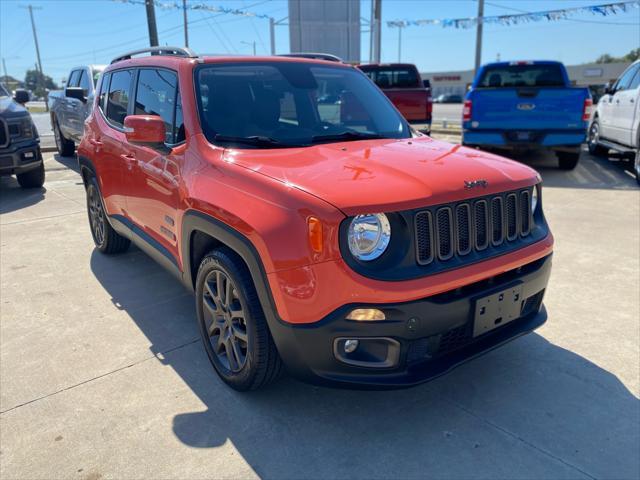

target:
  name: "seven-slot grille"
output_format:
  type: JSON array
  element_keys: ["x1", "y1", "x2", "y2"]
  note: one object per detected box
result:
[{"x1": 415, "y1": 188, "x2": 533, "y2": 265}]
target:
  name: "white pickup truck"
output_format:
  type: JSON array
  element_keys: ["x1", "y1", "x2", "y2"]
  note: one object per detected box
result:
[
  {"x1": 48, "y1": 65, "x2": 105, "y2": 156},
  {"x1": 588, "y1": 60, "x2": 640, "y2": 184}
]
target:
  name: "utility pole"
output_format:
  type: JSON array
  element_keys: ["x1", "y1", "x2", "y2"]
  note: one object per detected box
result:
[
  {"x1": 370, "y1": 0, "x2": 381, "y2": 63},
  {"x1": 2, "y1": 58, "x2": 7, "y2": 80},
  {"x1": 145, "y1": 0, "x2": 159, "y2": 47},
  {"x1": 269, "y1": 17, "x2": 275, "y2": 55},
  {"x1": 21, "y1": 5, "x2": 46, "y2": 110},
  {"x1": 182, "y1": 0, "x2": 189, "y2": 47},
  {"x1": 397, "y1": 24, "x2": 403, "y2": 62},
  {"x1": 474, "y1": 0, "x2": 484, "y2": 74},
  {"x1": 269, "y1": 16, "x2": 287, "y2": 56},
  {"x1": 241, "y1": 40, "x2": 256, "y2": 55}
]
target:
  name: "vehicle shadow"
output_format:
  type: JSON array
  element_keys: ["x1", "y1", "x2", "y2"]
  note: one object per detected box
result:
[
  {"x1": 50, "y1": 153, "x2": 81, "y2": 175},
  {"x1": 500, "y1": 149, "x2": 638, "y2": 190},
  {"x1": 0, "y1": 175, "x2": 46, "y2": 214},
  {"x1": 90, "y1": 248, "x2": 639, "y2": 479}
]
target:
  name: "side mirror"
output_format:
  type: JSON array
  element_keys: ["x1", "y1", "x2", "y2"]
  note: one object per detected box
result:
[
  {"x1": 13, "y1": 89, "x2": 29, "y2": 105},
  {"x1": 124, "y1": 115, "x2": 166, "y2": 146},
  {"x1": 65, "y1": 87, "x2": 86, "y2": 103},
  {"x1": 603, "y1": 82, "x2": 614, "y2": 95}
]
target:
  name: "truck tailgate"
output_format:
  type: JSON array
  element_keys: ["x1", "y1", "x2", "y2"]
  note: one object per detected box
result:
[
  {"x1": 470, "y1": 88, "x2": 587, "y2": 130},
  {"x1": 384, "y1": 89, "x2": 429, "y2": 122}
]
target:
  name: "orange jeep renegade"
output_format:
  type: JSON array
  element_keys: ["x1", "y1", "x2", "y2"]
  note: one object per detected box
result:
[{"x1": 78, "y1": 47, "x2": 554, "y2": 391}]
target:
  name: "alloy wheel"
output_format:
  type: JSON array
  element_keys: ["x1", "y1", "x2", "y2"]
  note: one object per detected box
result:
[
  {"x1": 54, "y1": 122, "x2": 62, "y2": 152},
  {"x1": 202, "y1": 269, "x2": 248, "y2": 372},
  {"x1": 589, "y1": 122, "x2": 599, "y2": 150},
  {"x1": 88, "y1": 187, "x2": 106, "y2": 246}
]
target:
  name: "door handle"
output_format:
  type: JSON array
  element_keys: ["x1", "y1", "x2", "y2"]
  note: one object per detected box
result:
[
  {"x1": 120, "y1": 153, "x2": 137, "y2": 169},
  {"x1": 89, "y1": 138, "x2": 103, "y2": 146}
]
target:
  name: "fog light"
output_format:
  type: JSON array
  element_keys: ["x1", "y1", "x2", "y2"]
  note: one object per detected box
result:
[
  {"x1": 344, "y1": 339, "x2": 359, "y2": 353},
  {"x1": 23, "y1": 151, "x2": 34, "y2": 159},
  {"x1": 346, "y1": 308, "x2": 385, "y2": 321}
]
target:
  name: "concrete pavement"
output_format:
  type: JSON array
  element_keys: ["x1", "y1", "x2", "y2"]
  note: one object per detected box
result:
[{"x1": 0, "y1": 147, "x2": 638, "y2": 479}]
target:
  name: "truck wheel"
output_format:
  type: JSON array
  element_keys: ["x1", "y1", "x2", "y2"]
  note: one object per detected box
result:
[
  {"x1": 16, "y1": 162, "x2": 45, "y2": 188},
  {"x1": 195, "y1": 247, "x2": 282, "y2": 391},
  {"x1": 557, "y1": 151, "x2": 580, "y2": 170},
  {"x1": 634, "y1": 148, "x2": 640, "y2": 186},
  {"x1": 86, "y1": 178, "x2": 130, "y2": 254},
  {"x1": 53, "y1": 118, "x2": 75, "y2": 157},
  {"x1": 587, "y1": 120, "x2": 607, "y2": 156}
]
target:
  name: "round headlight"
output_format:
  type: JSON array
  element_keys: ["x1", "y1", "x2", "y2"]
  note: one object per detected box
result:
[
  {"x1": 531, "y1": 186, "x2": 539, "y2": 214},
  {"x1": 348, "y1": 213, "x2": 391, "y2": 261}
]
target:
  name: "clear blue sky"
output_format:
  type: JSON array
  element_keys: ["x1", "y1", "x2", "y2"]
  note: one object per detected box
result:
[{"x1": 1, "y1": 0, "x2": 638, "y2": 85}]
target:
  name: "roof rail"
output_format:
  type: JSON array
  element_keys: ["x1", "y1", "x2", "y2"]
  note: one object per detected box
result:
[
  {"x1": 279, "y1": 53, "x2": 343, "y2": 63},
  {"x1": 111, "y1": 46, "x2": 198, "y2": 64}
]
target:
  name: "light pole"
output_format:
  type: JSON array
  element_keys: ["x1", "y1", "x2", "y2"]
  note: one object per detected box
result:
[
  {"x1": 397, "y1": 24, "x2": 404, "y2": 62},
  {"x1": 474, "y1": 0, "x2": 485, "y2": 74},
  {"x1": 241, "y1": 40, "x2": 257, "y2": 56}
]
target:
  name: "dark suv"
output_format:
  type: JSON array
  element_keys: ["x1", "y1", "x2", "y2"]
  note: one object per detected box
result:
[{"x1": 0, "y1": 84, "x2": 44, "y2": 188}]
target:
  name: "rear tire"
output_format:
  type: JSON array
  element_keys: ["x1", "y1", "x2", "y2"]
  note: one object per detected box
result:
[
  {"x1": 587, "y1": 119, "x2": 607, "y2": 156},
  {"x1": 195, "y1": 247, "x2": 282, "y2": 391},
  {"x1": 634, "y1": 148, "x2": 640, "y2": 186},
  {"x1": 53, "y1": 117, "x2": 75, "y2": 157},
  {"x1": 16, "y1": 162, "x2": 45, "y2": 188},
  {"x1": 86, "y1": 177, "x2": 130, "y2": 254},
  {"x1": 557, "y1": 151, "x2": 580, "y2": 170}
]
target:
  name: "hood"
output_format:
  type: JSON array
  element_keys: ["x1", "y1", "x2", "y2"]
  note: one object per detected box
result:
[
  {"x1": 223, "y1": 136, "x2": 540, "y2": 215},
  {"x1": 0, "y1": 96, "x2": 29, "y2": 118}
]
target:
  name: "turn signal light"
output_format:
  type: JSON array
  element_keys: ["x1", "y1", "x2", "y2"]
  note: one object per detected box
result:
[
  {"x1": 307, "y1": 217, "x2": 323, "y2": 254},
  {"x1": 346, "y1": 308, "x2": 386, "y2": 321}
]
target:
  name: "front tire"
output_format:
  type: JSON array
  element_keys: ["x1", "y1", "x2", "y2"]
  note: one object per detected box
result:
[
  {"x1": 86, "y1": 178, "x2": 130, "y2": 254},
  {"x1": 634, "y1": 148, "x2": 640, "y2": 186},
  {"x1": 16, "y1": 162, "x2": 45, "y2": 188},
  {"x1": 557, "y1": 151, "x2": 580, "y2": 170},
  {"x1": 195, "y1": 247, "x2": 282, "y2": 391}
]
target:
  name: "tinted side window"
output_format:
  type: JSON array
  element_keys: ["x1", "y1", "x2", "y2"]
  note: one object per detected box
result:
[
  {"x1": 106, "y1": 70, "x2": 132, "y2": 127},
  {"x1": 134, "y1": 69, "x2": 177, "y2": 143},
  {"x1": 67, "y1": 70, "x2": 81, "y2": 87},
  {"x1": 78, "y1": 70, "x2": 92, "y2": 96},
  {"x1": 98, "y1": 73, "x2": 111, "y2": 112},
  {"x1": 616, "y1": 65, "x2": 640, "y2": 91},
  {"x1": 629, "y1": 69, "x2": 640, "y2": 90}
]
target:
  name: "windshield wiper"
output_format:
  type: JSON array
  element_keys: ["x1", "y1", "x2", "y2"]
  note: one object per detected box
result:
[
  {"x1": 214, "y1": 134, "x2": 291, "y2": 147},
  {"x1": 311, "y1": 131, "x2": 386, "y2": 144}
]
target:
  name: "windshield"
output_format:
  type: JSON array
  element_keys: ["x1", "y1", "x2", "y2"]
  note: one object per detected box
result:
[
  {"x1": 195, "y1": 62, "x2": 410, "y2": 148},
  {"x1": 0, "y1": 83, "x2": 9, "y2": 97},
  {"x1": 477, "y1": 64, "x2": 565, "y2": 88},
  {"x1": 359, "y1": 66, "x2": 421, "y2": 88}
]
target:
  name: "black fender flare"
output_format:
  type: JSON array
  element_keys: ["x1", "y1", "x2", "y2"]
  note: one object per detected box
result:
[{"x1": 181, "y1": 209, "x2": 280, "y2": 321}]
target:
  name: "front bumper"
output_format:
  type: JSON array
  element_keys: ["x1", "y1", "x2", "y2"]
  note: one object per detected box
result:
[
  {"x1": 270, "y1": 254, "x2": 552, "y2": 388},
  {"x1": 462, "y1": 129, "x2": 585, "y2": 149},
  {"x1": 0, "y1": 140, "x2": 42, "y2": 175}
]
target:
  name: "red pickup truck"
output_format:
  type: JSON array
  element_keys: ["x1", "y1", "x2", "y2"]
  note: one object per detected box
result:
[{"x1": 359, "y1": 63, "x2": 432, "y2": 133}]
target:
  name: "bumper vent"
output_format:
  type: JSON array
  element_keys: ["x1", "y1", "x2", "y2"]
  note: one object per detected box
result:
[{"x1": 415, "y1": 188, "x2": 534, "y2": 266}]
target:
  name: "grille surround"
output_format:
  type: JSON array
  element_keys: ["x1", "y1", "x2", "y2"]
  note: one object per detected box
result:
[
  {"x1": 415, "y1": 188, "x2": 535, "y2": 267},
  {"x1": 0, "y1": 119, "x2": 8, "y2": 148}
]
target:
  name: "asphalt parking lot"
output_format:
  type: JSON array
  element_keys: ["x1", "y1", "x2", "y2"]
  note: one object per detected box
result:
[{"x1": 1, "y1": 146, "x2": 638, "y2": 479}]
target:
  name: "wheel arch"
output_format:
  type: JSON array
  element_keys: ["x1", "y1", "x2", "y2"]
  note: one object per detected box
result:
[{"x1": 181, "y1": 210, "x2": 280, "y2": 325}]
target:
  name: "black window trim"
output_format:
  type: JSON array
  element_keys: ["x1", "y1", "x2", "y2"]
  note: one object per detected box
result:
[{"x1": 100, "y1": 67, "x2": 135, "y2": 133}]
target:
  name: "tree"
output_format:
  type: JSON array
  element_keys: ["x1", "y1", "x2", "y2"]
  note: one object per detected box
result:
[
  {"x1": 594, "y1": 48, "x2": 639, "y2": 64},
  {"x1": 24, "y1": 69, "x2": 58, "y2": 97}
]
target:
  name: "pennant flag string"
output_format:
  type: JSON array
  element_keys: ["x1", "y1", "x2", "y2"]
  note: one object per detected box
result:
[
  {"x1": 387, "y1": 1, "x2": 639, "y2": 29},
  {"x1": 113, "y1": 0, "x2": 272, "y2": 20}
]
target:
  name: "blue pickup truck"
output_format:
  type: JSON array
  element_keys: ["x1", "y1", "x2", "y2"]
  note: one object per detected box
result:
[{"x1": 462, "y1": 61, "x2": 592, "y2": 170}]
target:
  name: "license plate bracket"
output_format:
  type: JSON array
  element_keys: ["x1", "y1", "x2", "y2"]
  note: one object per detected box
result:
[{"x1": 473, "y1": 285, "x2": 524, "y2": 337}]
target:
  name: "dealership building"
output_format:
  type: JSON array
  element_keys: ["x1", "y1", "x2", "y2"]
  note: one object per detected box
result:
[{"x1": 422, "y1": 62, "x2": 631, "y2": 98}]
